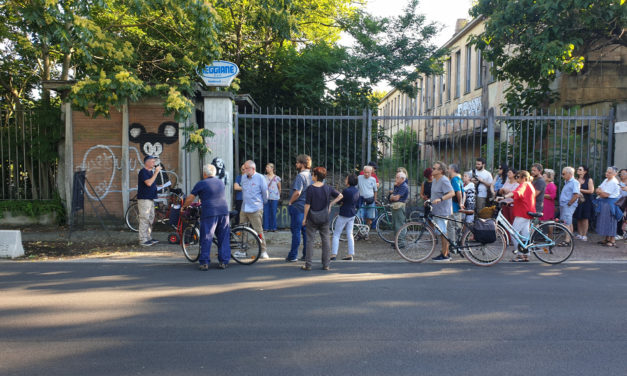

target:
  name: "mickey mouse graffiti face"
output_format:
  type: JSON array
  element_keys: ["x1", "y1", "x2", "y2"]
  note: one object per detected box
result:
[{"x1": 129, "y1": 122, "x2": 178, "y2": 162}]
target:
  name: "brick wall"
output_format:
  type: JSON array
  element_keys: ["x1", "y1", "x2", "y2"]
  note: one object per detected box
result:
[{"x1": 73, "y1": 102, "x2": 179, "y2": 218}]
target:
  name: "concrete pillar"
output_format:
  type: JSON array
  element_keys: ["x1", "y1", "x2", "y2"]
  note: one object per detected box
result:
[
  {"x1": 614, "y1": 102, "x2": 627, "y2": 166},
  {"x1": 121, "y1": 101, "x2": 130, "y2": 214},
  {"x1": 202, "y1": 91, "x2": 235, "y2": 209},
  {"x1": 63, "y1": 102, "x2": 73, "y2": 223}
]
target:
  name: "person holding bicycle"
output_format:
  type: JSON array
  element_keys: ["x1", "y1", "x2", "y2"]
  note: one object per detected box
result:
[
  {"x1": 430, "y1": 161, "x2": 455, "y2": 262},
  {"x1": 357, "y1": 165, "x2": 378, "y2": 229},
  {"x1": 181, "y1": 164, "x2": 231, "y2": 271},
  {"x1": 498, "y1": 170, "x2": 536, "y2": 262}
]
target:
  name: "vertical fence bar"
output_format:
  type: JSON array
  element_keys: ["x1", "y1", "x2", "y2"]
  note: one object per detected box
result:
[
  {"x1": 487, "y1": 108, "x2": 495, "y2": 170},
  {"x1": 607, "y1": 108, "x2": 614, "y2": 167}
]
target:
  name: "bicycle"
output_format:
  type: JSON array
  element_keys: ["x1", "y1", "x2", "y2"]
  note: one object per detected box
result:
[
  {"x1": 180, "y1": 209, "x2": 262, "y2": 265},
  {"x1": 125, "y1": 189, "x2": 183, "y2": 232},
  {"x1": 394, "y1": 201, "x2": 508, "y2": 266},
  {"x1": 494, "y1": 201, "x2": 575, "y2": 264}
]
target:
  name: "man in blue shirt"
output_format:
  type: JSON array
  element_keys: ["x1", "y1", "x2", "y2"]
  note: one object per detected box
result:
[
  {"x1": 448, "y1": 164, "x2": 465, "y2": 243},
  {"x1": 137, "y1": 155, "x2": 162, "y2": 246},
  {"x1": 182, "y1": 164, "x2": 231, "y2": 270},
  {"x1": 559, "y1": 166, "x2": 580, "y2": 233},
  {"x1": 390, "y1": 171, "x2": 409, "y2": 248},
  {"x1": 233, "y1": 164, "x2": 245, "y2": 225},
  {"x1": 240, "y1": 160, "x2": 269, "y2": 258},
  {"x1": 286, "y1": 154, "x2": 313, "y2": 262}
]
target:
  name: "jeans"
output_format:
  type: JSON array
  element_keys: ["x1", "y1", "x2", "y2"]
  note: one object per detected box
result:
[
  {"x1": 263, "y1": 200, "x2": 279, "y2": 231},
  {"x1": 199, "y1": 215, "x2": 231, "y2": 265},
  {"x1": 287, "y1": 205, "x2": 306, "y2": 260},
  {"x1": 332, "y1": 215, "x2": 355, "y2": 255}
]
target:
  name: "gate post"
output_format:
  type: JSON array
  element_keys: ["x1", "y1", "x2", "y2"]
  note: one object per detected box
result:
[
  {"x1": 613, "y1": 104, "x2": 626, "y2": 167},
  {"x1": 367, "y1": 109, "x2": 373, "y2": 163},
  {"x1": 487, "y1": 107, "x2": 495, "y2": 170},
  {"x1": 202, "y1": 91, "x2": 235, "y2": 209}
]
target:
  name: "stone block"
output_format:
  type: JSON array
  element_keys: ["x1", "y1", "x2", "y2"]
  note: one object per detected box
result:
[{"x1": 0, "y1": 230, "x2": 25, "y2": 259}]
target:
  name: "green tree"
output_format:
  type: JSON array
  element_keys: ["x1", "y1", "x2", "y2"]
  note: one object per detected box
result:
[
  {"x1": 1, "y1": 0, "x2": 221, "y2": 119},
  {"x1": 470, "y1": 0, "x2": 627, "y2": 110}
]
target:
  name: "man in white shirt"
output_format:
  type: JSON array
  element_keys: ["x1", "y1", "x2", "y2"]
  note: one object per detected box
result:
[{"x1": 472, "y1": 157, "x2": 493, "y2": 213}]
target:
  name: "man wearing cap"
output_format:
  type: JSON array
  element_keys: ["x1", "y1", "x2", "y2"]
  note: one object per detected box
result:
[{"x1": 137, "y1": 155, "x2": 162, "y2": 246}]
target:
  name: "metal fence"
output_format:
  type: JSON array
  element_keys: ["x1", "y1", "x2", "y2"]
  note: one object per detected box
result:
[
  {"x1": 0, "y1": 107, "x2": 60, "y2": 200},
  {"x1": 237, "y1": 107, "x2": 614, "y2": 207},
  {"x1": 236, "y1": 108, "x2": 370, "y2": 196}
]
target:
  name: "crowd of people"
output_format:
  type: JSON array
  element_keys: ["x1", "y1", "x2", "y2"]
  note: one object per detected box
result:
[{"x1": 136, "y1": 151, "x2": 627, "y2": 270}]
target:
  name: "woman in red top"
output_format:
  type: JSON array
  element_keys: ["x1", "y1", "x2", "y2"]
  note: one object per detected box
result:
[{"x1": 501, "y1": 170, "x2": 536, "y2": 261}]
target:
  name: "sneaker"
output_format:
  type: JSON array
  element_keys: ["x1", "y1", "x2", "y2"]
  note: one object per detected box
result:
[
  {"x1": 140, "y1": 240, "x2": 153, "y2": 247},
  {"x1": 580, "y1": 235, "x2": 588, "y2": 241},
  {"x1": 342, "y1": 256, "x2": 353, "y2": 261},
  {"x1": 233, "y1": 251, "x2": 247, "y2": 258},
  {"x1": 150, "y1": 239, "x2": 159, "y2": 245},
  {"x1": 322, "y1": 265, "x2": 330, "y2": 271},
  {"x1": 299, "y1": 256, "x2": 306, "y2": 261},
  {"x1": 260, "y1": 251, "x2": 269, "y2": 259},
  {"x1": 432, "y1": 254, "x2": 451, "y2": 262},
  {"x1": 615, "y1": 235, "x2": 623, "y2": 240},
  {"x1": 301, "y1": 265, "x2": 311, "y2": 271},
  {"x1": 330, "y1": 256, "x2": 337, "y2": 261},
  {"x1": 217, "y1": 263, "x2": 227, "y2": 270},
  {"x1": 198, "y1": 264, "x2": 209, "y2": 271},
  {"x1": 574, "y1": 234, "x2": 583, "y2": 240},
  {"x1": 285, "y1": 257, "x2": 298, "y2": 262}
]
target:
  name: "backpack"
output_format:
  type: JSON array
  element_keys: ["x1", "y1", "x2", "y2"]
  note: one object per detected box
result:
[{"x1": 472, "y1": 218, "x2": 497, "y2": 244}]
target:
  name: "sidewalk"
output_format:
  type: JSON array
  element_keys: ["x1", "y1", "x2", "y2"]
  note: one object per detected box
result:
[{"x1": 12, "y1": 225, "x2": 627, "y2": 262}]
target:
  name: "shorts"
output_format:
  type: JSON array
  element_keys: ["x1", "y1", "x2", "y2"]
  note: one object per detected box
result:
[
  {"x1": 431, "y1": 217, "x2": 448, "y2": 236},
  {"x1": 560, "y1": 204, "x2": 576, "y2": 225},
  {"x1": 359, "y1": 199, "x2": 376, "y2": 219}
]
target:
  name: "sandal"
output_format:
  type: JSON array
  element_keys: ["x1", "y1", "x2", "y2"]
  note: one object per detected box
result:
[
  {"x1": 605, "y1": 242, "x2": 616, "y2": 247},
  {"x1": 557, "y1": 241, "x2": 571, "y2": 247},
  {"x1": 510, "y1": 255, "x2": 529, "y2": 262},
  {"x1": 597, "y1": 240, "x2": 608, "y2": 245}
]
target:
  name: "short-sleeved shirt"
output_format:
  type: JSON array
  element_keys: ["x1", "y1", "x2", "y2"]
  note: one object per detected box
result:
[
  {"x1": 137, "y1": 168, "x2": 157, "y2": 200},
  {"x1": 291, "y1": 170, "x2": 313, "y2": 212},
  {"x1": 305, "y1": 184, "x2": 340, "y2": 212},
  {"x1": 241, "y1": 172, "x2": 268, "y2": 213},
  {"x1": 475, "y1": 169, "x2": 493, "y2": 198},
  {"x1": 357, "y1": 175, "x2": 377, "y2": 198},
  {"x1": 265, "y1": 175, "x2": 282, "y2": 200},
  {"x1": 392, "y1": 181, "x2": 409, "y2": 203},
  {"x1": 532, "y1": 176, "x2": 547, "y2": 213},
  {"x1": 560, "y1": 177, "x2": 580, "y2": 207},
  {"x1": 191, "y1": 177, "x2": 229, "y2": 218},
  {"x1": 512, "y1": 182, "x2": 536, "y2": 219},
  {"x1": 464, "y1": 182, "x2": 476, "y2": 211},
  {"x1": 234, "y1": 174, "x2": 243, "y2": 201},
  {"x1": 339, "y1": 186, "x2": 360, "y2": 217},
  {"x1": 451, "y1": 175, "x2": 464, "y2": 213},
  {"x1": 598, "y1": 178, "x2": 621, "y2": 199},
  {"x1": 431, "y1": 175, "x2": 453, "y2": 217}
]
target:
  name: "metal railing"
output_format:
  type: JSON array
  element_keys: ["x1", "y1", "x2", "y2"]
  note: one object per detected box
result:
[{"x1": 0, "y1": 107, "x2": 60, "y2": 200}]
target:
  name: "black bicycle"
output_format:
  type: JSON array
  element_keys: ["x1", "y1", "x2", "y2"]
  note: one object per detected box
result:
[
  {"x1": 394, "y1": 201, "x2": 508, "y2": 266},
  {"x1": 180, "y1": 209, "x2": 262, "y2": 265}
]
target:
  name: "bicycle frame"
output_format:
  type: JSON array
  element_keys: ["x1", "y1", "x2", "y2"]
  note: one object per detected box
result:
[
  {"x1": 495, "y1": 211, "x2": 555, "y2": 251},
  {"x1": 424, "y1": 212, "x2": 468, "y2": 250}
]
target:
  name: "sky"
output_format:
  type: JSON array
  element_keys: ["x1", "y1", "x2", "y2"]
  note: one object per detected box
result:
[{"x1": 351, "y1": 0, "x2": 474, "y2": 92}]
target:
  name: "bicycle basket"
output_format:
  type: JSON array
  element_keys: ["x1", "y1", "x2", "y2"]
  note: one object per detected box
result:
[
  {"x1": 182, "y1": 203, "x2": 201, "y2": 221},
  {"x1": 472, "y1": 218, "x2": 497, "y2": 244}
]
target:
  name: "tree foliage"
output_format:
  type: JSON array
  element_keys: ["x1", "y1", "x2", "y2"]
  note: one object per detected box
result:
[
  {"x1": 470, "y1": 0, "x2": 627, "y2": 110},
  {"x1": 1, "y1": 0, "x2": 221, "y2": 119}
]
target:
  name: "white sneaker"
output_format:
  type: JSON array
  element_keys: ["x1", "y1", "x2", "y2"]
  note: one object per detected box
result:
[
  {"x1": 260, "y1": 251, "x2": 270, "y2": 259},
  {"x1": 233, "y1": 251, "x2": 247, "y2": 258},
  {"x1": 580, "y1": 235, "x2": 587, "y2": 241},
  {"x1": 574, "y1": 234, "x2": 583, "y2": 240},
  {"x1": 615, "y1": 235, "x2": 623, "y2": 240}
]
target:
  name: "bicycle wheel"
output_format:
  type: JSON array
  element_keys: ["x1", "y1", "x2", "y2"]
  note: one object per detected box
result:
[
  {"x1": 181, "y1": 224, "x2": 200, "y2": 262},
  {"x1": 375, "y1": 211, "x2": 395, "y2": 244},
  {"x1": 331, "y1": 214, "x2": 362, "y2": 241},
  {"x1": 461, "y1": 226, "x2": 507, "y2": 266},
  {"x1": 531, "y1": 222, "x2": 574, "y2": 264},
  {"x1": 230, "y1": 226, "x2": 262, "y2": 265},
  {"x1": 394, "y1": 221, "x2": 436, "y2": 262},
  {"x1": 125, "y1": 202, "x2": 140, "y2": 232}
]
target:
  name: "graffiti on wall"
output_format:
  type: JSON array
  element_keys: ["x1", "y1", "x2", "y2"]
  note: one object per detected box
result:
[
  {"x1": 79, "y1": 145, "x2": 179, "y2": 200},
  {"x1": 456, "y1": 97, "x2": 482, "y2": 116}
]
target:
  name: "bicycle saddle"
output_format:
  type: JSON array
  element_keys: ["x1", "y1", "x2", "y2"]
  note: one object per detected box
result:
[{"x1": 527, "y1": 211, "x2": 543, "y2": 218}]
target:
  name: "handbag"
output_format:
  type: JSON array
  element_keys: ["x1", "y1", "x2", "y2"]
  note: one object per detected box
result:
[
  {"x1": 578, "y1": 194, "x2": 585, "y2": 204},
  {"x1": 616, "y1": 196, "x2": 627, "y2": 211},
  {"x1": 308, "y1": 207, "x2": 329, "y2": 225},
  {"x1": 472, "y1": 218, "x2": 497, "y2": 244},
  {"x1": 362, "y1": 196, "x2": 375, "y2": 205}
]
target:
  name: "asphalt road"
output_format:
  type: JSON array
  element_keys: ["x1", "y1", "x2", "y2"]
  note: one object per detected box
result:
[{"x1": 1, "y1": 260, "x2": 626, "y2": 376}]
